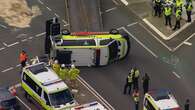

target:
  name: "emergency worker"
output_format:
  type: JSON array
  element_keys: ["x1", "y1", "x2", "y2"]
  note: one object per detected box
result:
[
  {"x1": 132, "y1": 89, "x2": 139, "y2": 110},
  {"x1": 164, "y1": 5, "x2": 172, "y2": 28},
  {"x1": 123, "y1": 72, "x2": 133, "y2": 95},
  {"x1": 19, "y1": 50, "x2": 28, "y2": 68},
  {"x1": 185, "y1": 0, "x2": 193, "y2": 22},
  {"x1": 184, "y1": 99, "x2": 190, "y2": 110},
  {"x1": 133, "y1": 67, "x2": 140, "y2": 90},
  {"x1": 154, "y1": 0, "x2": 162, "y2": 17},
  {"x1": 52, "y1": 60, "x2": 60, "y2": 75},
  {"x1": 173, "y1": 8, "x2": 182, "y2": 30},
  {"x1": 59, "y1": 64, "x2": 69, "y2": 80},
  {"x1": 142, "y1": 73, "x2": 150, "y2": 94},
  {"x1": 69, "y1": 64, "x2": 80, "y2": 80},
  {"x1": 175, "y1": 0, "x2": 183, "y2": 10}
]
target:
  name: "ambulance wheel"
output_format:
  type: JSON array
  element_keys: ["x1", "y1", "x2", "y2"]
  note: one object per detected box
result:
[
  {"x1": 25, "y1": 91, "x2": 32, "y2": 103},
  {"x1": 61, "y1": 29, "x2": 70, "y2": 35},
  {"x1": 109, "y1": 29, "x2": 119, "y2": 35}
]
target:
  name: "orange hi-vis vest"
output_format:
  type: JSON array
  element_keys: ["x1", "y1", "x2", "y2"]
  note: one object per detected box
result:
[{"x1": 20, "y1": 53, "x2": 27, "y2": 62}]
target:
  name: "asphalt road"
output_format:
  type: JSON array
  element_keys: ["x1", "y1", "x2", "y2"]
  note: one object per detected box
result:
[{"x1": 0, "y1": 0, "x2": 195, "y2": 110}]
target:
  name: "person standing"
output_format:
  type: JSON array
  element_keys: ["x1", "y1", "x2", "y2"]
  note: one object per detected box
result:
[
  {"x1": 185, "y1": 0, "x2": 193, "y2": 22},
  {"x1": 59, "y1": 64, "x2": 69, "y2": 80},
  {"x1": 132, "y1": 89, "x2": 139, "y2": 110},
  {"x1": 176, "y1": 0, "x2": 183, "y2": 10},
  {"x1": 173, "y1": 8, "x2": 182, "y2": 30},
  {"x1": 184, "y1": 99, "x2": 190, "y2": 110},
  {"x1": 164, "y1": 5, "x2": 172, "y2": 28},
  {"x1": 123, "y1": 72, "x2": 133, "y2": 95},
  {"x1": 19, "y1": 50, "x2": 28, "y2": 68},
  {"x1": 133, "y1": 68, "x2": 140, "y2": 90},
  {"x1": 142, "y1": 73, "x2": 150, "y2": 94},
  {"x1": 154, "y1": 0, "x2": 162, "y2": 17},
  {"x1": 52, "y1": 60, "x2": 60, "y2": 75}
]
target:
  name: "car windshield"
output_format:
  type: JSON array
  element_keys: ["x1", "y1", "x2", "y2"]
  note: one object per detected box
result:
[
  {"x1": 28, "y1": 63, "x2": 48, "y2": 74},
  {"x1": 1, "y1": 98, "x2": 17, "y2": 107},
  {"x1": 49, "y1": 89, "x2": 73, "y2": 106}
]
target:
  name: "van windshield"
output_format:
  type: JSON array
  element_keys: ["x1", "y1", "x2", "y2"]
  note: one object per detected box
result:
[{"x1": 49, "y1": 89, "x2": 73, "y2": 106}]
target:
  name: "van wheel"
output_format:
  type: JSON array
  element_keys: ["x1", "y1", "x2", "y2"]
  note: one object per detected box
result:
[
  {"x1": 61, "y1": 29, "x2": 70, "y2": 35},
  {"x1": 25, "y1": 92, "x2": 32, "y2": 103},
  {"x1": 109, "y1": 29, "x2": 119, "y2": 35}
]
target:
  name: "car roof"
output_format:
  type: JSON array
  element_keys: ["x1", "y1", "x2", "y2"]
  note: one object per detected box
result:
[
  {"x1": 25, "y1": 63, "x2": 68, "y2": 93},
  {"x1": 0, "y1": 87, "x2": 14, "y2": 101},
  {"x1": 148, "y1": 89, "x2": 180, "y2": 109}
]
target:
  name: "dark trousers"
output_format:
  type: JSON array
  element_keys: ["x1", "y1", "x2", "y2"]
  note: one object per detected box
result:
[
  {"x1": 165, "y1": 15, "x2": 172, "y2": 27},
  {"x1": 21, "y1": 60, "x2": 26, "y2": 68},
  {"x1": 135, "y1": 102, "x2": 139, "y2": 110},
  {"x1": 173, "y1": 19, "x2": 180, "y2": 30},
  {"x1": 143, "y1": 84, "x2": 149, "y2": 94},
  {"x1": 155, "y1": 5, "x2": 161, "y2": 17},
  {"x1": 133, "y1": 78, "x2": 139, "y2": 90},
  {"x1": 123, "y1": 82, "x2": 132, "y2": 94},
  {"x1": 187, "y1": 11, "x2": 192, "y2": 22}
]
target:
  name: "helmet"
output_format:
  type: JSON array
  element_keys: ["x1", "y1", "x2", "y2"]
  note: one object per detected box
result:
[
  {"x1": 71, "y1": 64, "x2": 75, "y2": 68},
  {"x1": 54, "y1": 60, "x2": 58, "y2": 64},
  {"x1": 61, "y1": 64, "x2": 65, "y2": 68}
]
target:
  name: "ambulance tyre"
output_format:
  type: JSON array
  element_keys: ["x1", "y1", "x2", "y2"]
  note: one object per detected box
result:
[
  {"x1": 61, "y1": 29, "x2": 70, "y2": 35},
  {"x1": 109, "y1": 29, "x2": 119, "y2": 35},
  {"x1": 25, "y1": 91, "x2": 32, "y2": 103}
]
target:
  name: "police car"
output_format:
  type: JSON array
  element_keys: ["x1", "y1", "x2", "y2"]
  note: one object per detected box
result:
[
  {"x1": 143, "y1": 89, "x2": 181, "y2": 110},
  {"x1": 71, "y1": 101, "x2": 107, "y2": 110},
  {"x1": 45, "y1": 29, "x2": 130, "y2": 66},
  {"x1": 21, "y1": 62, "x2": 76, "y2": 110}
]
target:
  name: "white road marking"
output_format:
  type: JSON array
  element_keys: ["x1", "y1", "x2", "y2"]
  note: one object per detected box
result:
[
  {"x1": 121, "y1": 0, "x2": 128, "y2": 5},
  {"x1": 62, "y1": 20, "x2": 67, "y2": 24},
  {"x1": 0, "y1": 47, "x2": 5, "y2": 51},
  {"x1": 16, "y1": 33, "x2": 27, "y2": 38},
  {"x1": 127, "y1": 22, "x2": 138, "y2": 27},
  {"x1": 183, "y1": 41, "x2": 192, "y2": 46},
  {"x1": 172, "y1": 71, "x2": 181, "y2": 79},
  {"x1": 16, "y1": 64, "x2": 21, "y2": 67},
  {"x1": 16, "y1": 96, "x2": 31, "y2": 110},
  {"x1": 21, "y1": 39, "x2": 28, "y2": 42},
  {"x1": 7, "y1": 42, "x2": 19, "y2": 47},
  {"x1": 77, "y1": 76, "x2": 115, "y2": 110},
  {"x1": 64, "y1": 24, "x2": 70, "y2": 27},
  {"x1": 3, "y1": 42, "x2": 8, "y2": 47},
  {"x1": 112, "y1": 0, "x2": 119, "y2": 5},
  {"x1": 28, "y1": 37, "x2": 33, "y2": 40},
  {"x1": 1, "y1": 67, "x2": 14, "y2": 73},
  {"x1": 0, "y1": 24, "x2": 7, "y2": 29},
  {"x1": 119, "y1": 27, "x2": 158, "y2": 58},
  {"x1": 105, "y1": 7, "x2": 117, "y2": 13},
  {"x1": 173, "y1": 33, "x2": 195, "y2": 51},
  {"x1": 139, "y1": 23, "x2": 173, "y2": 51},
  {"x1": 38, "y1": 0, "x2": 44, "y2": 5},
  {"x1": 35, "y1": 32, "x2": 46, "y2": 37},
  {"x1": 46, "y1": 6, "x2": 52, "y2": 11},
  {"x1": 54, "y1": 13, "x2": 60, "y2": 18}
]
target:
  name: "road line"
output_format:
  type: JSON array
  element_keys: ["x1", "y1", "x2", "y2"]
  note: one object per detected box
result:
[
  {"x1": 127, "y1": 22, "x2": 138, "y2": 27},
  {"x1": 183, "y1": 41, "x2": 192, "y2": 46},
  {"x1": 16, "y1": 96, "x2": 31, "y2": 110},
  {"x1": 112, "y1": 0, "x2": 119, "y2": 5},
  {"x1": 54, "y1": 13, "x2": 60, "y2": 18},
  {"x1": 7, "y1": 42, "x2": 19, "y2": 47},
  {"x1": 46, "y1": 6, "x2": 52, "y2": 11},
  {"x1": 3, "y1": 42, "x2": 8, "y2": 47},
  {"x1": 62, "y1": 20, "x2": 67, "y2": 24},
  {"x1": 0, "y1": 47, "x2": 5, "y2": 51},
  {"x1": 173, "y1": 33, "x2": 195, "y2": 51},
  {"x1": 16, "y1": 64, "x2": 21, "y2": 67},
  {"x1": 121, "y1": 0, "x2": 128, "y2": 5},
  {"x1": 121, "y1": 27, "x2": 158, "y2": 58},
  {"x1": 28, "y1": 37, "x2": 33, "y2": 40},
  {"x1": 0, "y1": 24, "x2": 7, "y2": 29},
  {"x1": 77, "y1": 76, "x2": 115, "y2": 110},
  {"x1": 21, "y1": 39, "x2": 28, "y2": 42},
  {"x1": 1, "y1": 67, "x2": 14, "y2": 73},
  {"x1": 139, "y1": 23, "x2": 173, "y2": 51},
  {"x1": 16, "y1": 33, "x2": 27, "y2": 38},
  {"x1": 38, "y1": 0, "x2": 44, "y2": 4},
  {"x1": 35, "y1": 32, "x2": 46, "y2": 37},
  {"x1": 105, "y1": 7, "x2": 117, "y2": 13},
  {"x1": 64, "y1": 24, "x2": 70, "y2": 27},
  {"x1": 172, "y1": 71, "x2": 181, "y2": 79}
]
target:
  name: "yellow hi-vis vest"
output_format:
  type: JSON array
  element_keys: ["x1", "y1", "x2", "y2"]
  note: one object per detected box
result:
[
  {"x1": 176, "y1": 9, "x2": 182, "y2": 20},
  {"x1": 186, "y1": 3, "x2": 193, "y2": 11},
  {"x1": 59, "y1": 68, "x2": 69, "y2": 80},
  {"x1": 176, "y1": 0, "x2": 183, "y2": 8},
  {"x1": 134, "y1": 70, "x2": 140, "y2": 78},
  {"x1": 128, "y1": 74, "x2": 133, "y2": 83},
  {"x1": 69, "y1": 68, "x2": 80, "y2": 80},
  {"x1": 52, "y1": 63, "x2": 60, "y2": 74},
  {"x1": 133, "y1": 92, "x2": 139, "y2": 102},
  {"x1": 164, "y1": 7, "x2": 172, "y2": 16}
]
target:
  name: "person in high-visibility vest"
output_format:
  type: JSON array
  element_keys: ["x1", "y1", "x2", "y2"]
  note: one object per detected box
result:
[
  {"x1": 52, "y1": 60, "x2": 60, "y2": 75},
  {"x1": 133, "y1": 67, "x2": 140, "y2": 90},
  {"x1": 69, "y1": 64, "x2": 80, "y2": 80},
  {"x1": 59, "y1": 64, "x2": 69, "y2": 80},
  {"x1": 132, "y1": 89, "x2": 139, "y2": 110},
  {"x1": 164, "y1": 6, "x2": 172, "y2": 28},
  {"x1": 185, "y1": 0, "x2": 193, "y2": 22},
  {"x1": 173, "y1": 8, "x2": 182, "y2": 30},
  {"x1": 175, "y1": 0, "x2": 183, "y2": 10},
  {"x1": 154, "y1": 0, "x2": 162, "y2": 17},
  {"x1": 123, "y1": 71, "x2": 133, "y2": 95},
  {"x1": 19, "y1": 50, "x2": 28, "y2": 68}
]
